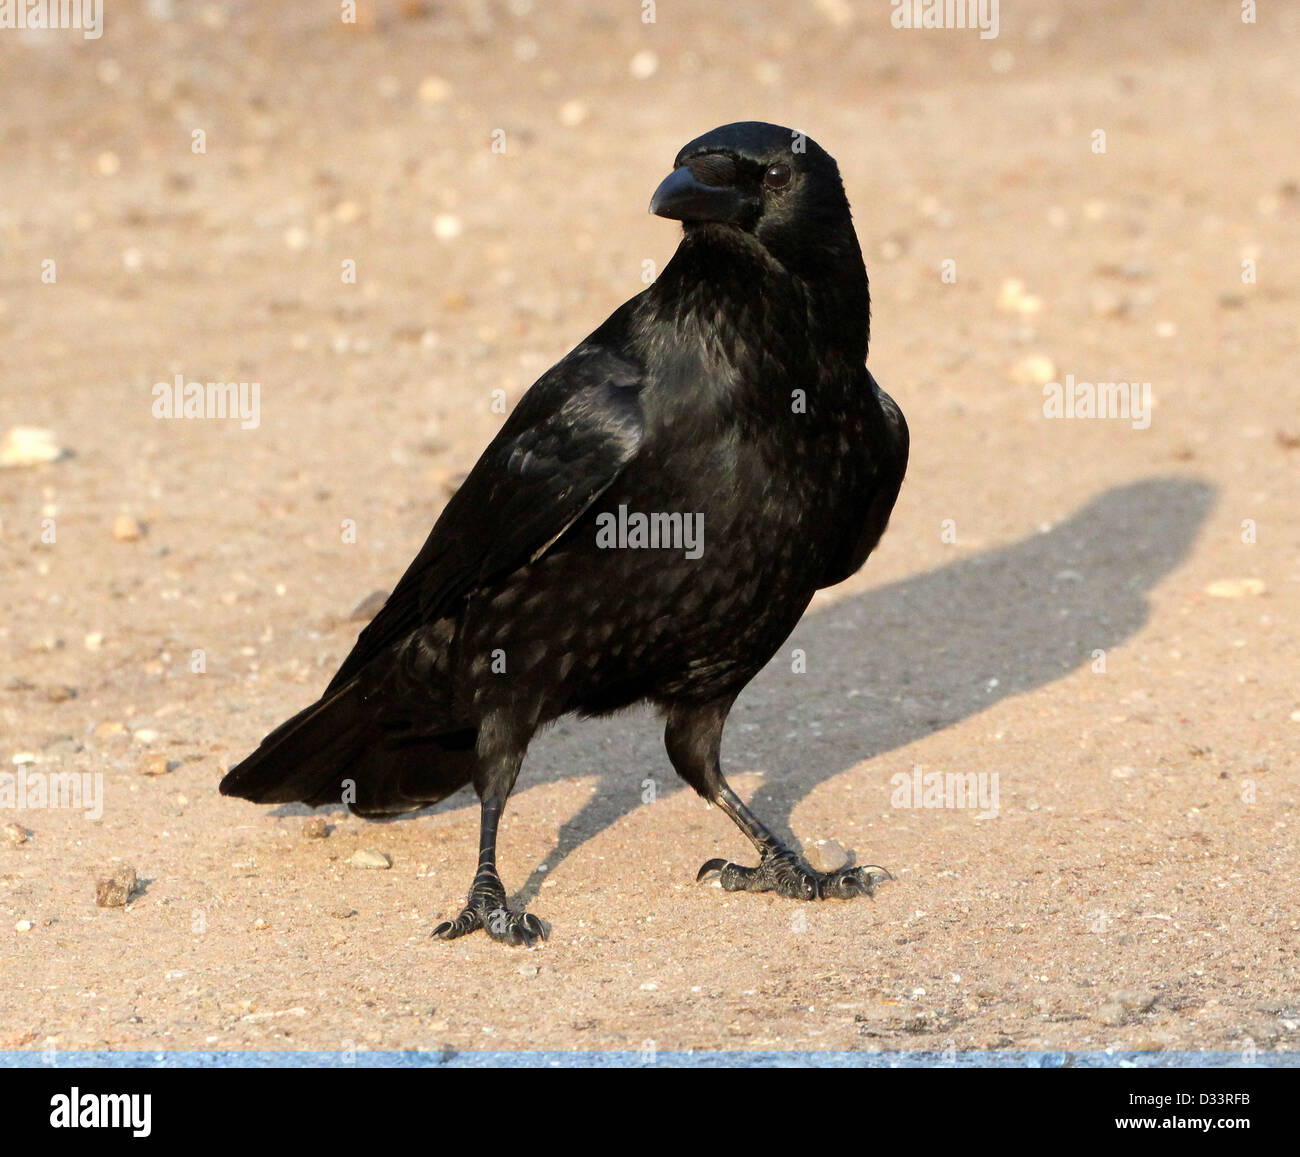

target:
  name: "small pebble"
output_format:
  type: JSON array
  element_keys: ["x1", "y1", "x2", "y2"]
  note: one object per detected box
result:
[
  {"x1": 418, "y1": 75, "x2": 453, "y2": 103},
  {"x1": 435, "y1": 468, "x2": 468, "y2": 498},
  {"x1": 0, "y1": 426, "x2": 67, "y2": 468},
  {"x1": 350, "y1": 848, "x2": 392, "y2": 870},
  {"x1": 140, "y1": 754, "x2": 180, "y2": 777},
  {"x1": 1205, "y1": 579, "x2": 1265, "y2": 598},
  {"x1": 807, "y1": 838, "x2": 851, "y2": 873},
  {"x1": 629, "y1": 50, "x2": 658, "y2": 79},
  {"x1": 1097, "y1": 1002, "x2": 1126, "y2": 1026},
  {"x1": 349, "y1": 590, "x2": 389, "y2": 622},
  {"x1": 433, "y1": 214, "x2": 463, "y2": 241},
  {"x1": 997, "y1": 278, "x2": 1041, "y2": 316},
  {"x1": 1114, "y1": 990, "x2": 1157, "y2": 1012},
  {"x1": 558, "y1": 100, "x2": 588, "y2": 127},
  {"x1": 15, "y1": 920, "x2": 34, "y2": 932},
  {"x1": 112, "y1": 514, "x2": 145, "y2": 542},
  {"x1": 876, "y1": 235, "x2": 907, "y2": 261},
  {"x1": 1090, "y1": 291, "x2": 1128, "y2": 319},
  {"x1": 815, "y1": 0, "x2": 854, "y2": 26},
  {"x1": 303, "y1": 816, "x2": 329, "y2": 839},
  {"x1": 4, "y1": 823, "x2": 28, "y2": 846},
  {"x1": 95, "y1": 866, "x2": 138, "y2": 908},
  {"x1": 1010, "y1": 354, "x2": 1057, "y2": 387}
]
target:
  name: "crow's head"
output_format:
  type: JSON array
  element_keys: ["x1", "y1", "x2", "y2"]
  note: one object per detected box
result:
[
  {"x1": 650, "y1": 122, "x2": 868, "y2": 356},
  {"x1": 650, "y1": 121, "x2": 858, "y2": 273}
]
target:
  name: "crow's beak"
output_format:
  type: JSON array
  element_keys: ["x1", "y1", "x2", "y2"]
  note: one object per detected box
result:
[{"x1": 649, "y1": 165, "x2": 747, "y2": 224}]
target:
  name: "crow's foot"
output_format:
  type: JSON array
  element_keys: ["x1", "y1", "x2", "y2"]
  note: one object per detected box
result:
[
  {"x1": 696, "y1": 848, "x2": 890, "y2": 900},
  {"x1": 432, "y1": 889, "x2": 547, "y2": 947}
]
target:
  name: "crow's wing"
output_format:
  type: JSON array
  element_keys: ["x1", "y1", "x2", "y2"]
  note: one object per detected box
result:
[
  {"x1": 818, "y1": 373, "x2": 909, "y2": 589},
  {"x1": 325, "y1": 343, "x2": 644, "y2": 692}
]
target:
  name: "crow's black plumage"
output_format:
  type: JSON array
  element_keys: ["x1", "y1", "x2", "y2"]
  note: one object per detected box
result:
[{"x1": 220, "y1": 122, "x2": 909, "y2": 945}]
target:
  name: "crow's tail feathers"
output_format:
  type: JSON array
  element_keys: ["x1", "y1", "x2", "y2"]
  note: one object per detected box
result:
[{"x1": 219, "y1": 680, "x2": 477, "y2": 818}]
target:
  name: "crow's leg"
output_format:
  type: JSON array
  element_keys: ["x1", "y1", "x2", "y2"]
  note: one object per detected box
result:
[
  {"x1": 433, "y1": 720, "x2": 547, "y2": 946},
  {"x1": 665, "y1": 699, "x2": 888, "y2": 901}
]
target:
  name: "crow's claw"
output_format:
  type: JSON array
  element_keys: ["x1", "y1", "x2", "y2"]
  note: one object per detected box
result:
[
  {"x1": 433, "y1": 893, "x2": 548, "y2": 947},
  {"x1": 697, "y1": 850, "x2": 889, "y2": 901}
]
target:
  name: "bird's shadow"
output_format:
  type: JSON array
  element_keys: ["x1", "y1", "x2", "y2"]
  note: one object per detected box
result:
[{"x1": 282, "y1": 477, "x2": 1214, "y2": 907}]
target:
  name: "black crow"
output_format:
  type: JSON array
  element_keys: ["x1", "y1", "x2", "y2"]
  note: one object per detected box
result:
[{"x1": 220, "y1": 121, "x2": 909, "y2": 946}]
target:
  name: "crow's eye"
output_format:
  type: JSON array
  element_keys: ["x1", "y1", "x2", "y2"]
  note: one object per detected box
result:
[{"x1": 763, "y1": 163, "x2": 792, "y2": 190}]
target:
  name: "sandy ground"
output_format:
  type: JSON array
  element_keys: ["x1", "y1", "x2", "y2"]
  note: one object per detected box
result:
[{"x1": 1, "y1": 1, "x2": 1298, "y2": 1057}]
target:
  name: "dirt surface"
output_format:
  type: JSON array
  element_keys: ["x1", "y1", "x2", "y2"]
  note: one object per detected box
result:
[{"x1": 2, "y1": 1, "x2": 1298, "y2": 1057}]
